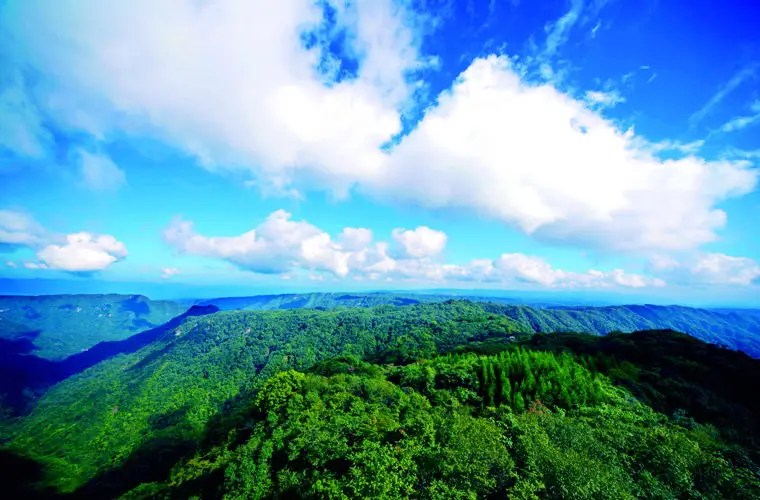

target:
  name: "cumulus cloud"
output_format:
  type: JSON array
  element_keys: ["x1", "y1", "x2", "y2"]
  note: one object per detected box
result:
[
  {"x1": 1, "y1": 208, "x2": 127, "y2": 271},
  {"x1": 377, "y1": 56, "x2": 756, "y2": 252},
  {"x1": 164, "y1": 210, "x2": 375, "y2": 278},
  {"x1": 491, "y1": 253, "x2": 665, "y2": 289},
  {"x1": 77, "y1": 149, "x2": 126, "y2": 191},
  {"x1": 163, "y1": 209, "x2": 664, "y2": 289},
  {"x1": 2, "y1": 1, "x2": 756, "y2": 256},
  {"x1": 1, "y1": 0, "x2": 421, "y2": 192},
  {"x1": 37, "y1": 232, "x2": 128, "y2": 272},
  {"x1": 5, "y1": 261, "x2": 17, "y2": 268},
  {"x1": 689, "y1": 254, "x2": 760, "y2": 285},
  {"x1": 338, "y1": 228, "x2": 374, "y2": 251},
  {"x1": 648, "y1": 252, "x2": 760, "y2": 286},
  {"x1": 651, "y1": 253, "x2": 760, "y2": 286},
  {"x1": 392, "y1": 226, "x2": 447, "y2": 258}
]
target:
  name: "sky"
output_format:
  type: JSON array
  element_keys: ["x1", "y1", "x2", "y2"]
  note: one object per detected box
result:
[{"x1": 0, "y1": 0, "x2": 759, "y2": 305}]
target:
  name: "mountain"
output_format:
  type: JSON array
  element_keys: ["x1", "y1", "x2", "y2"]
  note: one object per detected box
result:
[
  {"x1": 497, "y1": 304, "x2": 760, "y2": 358},
  {"x1": 0, "y1": 305, "x2": 217, "y2": 415},
  {"x1": 0, "y1": 294, "x2": 187, "y2": 360},
  {"x1": 2, "y1": 301, "x2": 759, "y2": 498},
  {"x1": 3, "y1": 296, "x2": 760, "y2": 417},
  {"x1": 193, "y1": 294, "x2": 760, "y2": 357},
  {"x1": 190, "y1": 292, "x2": 424, "y2": 310},
  {"x1": 2, "y1": 301, "x2": 528, "y2": 492}
]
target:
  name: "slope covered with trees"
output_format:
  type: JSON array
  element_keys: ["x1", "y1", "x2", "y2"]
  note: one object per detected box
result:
[
  {"x1": 495, "y1": 303, "x2": 760, "y2": 358},
  {"x1": 193, "y1": 294, "x2": 760, "y2": 358},
  {"x1": 1, "y1": 301, "x2": 759, "y2": 498},
  {"x1": 0, "y1": 295, "x2": 186, "y2": 359}
]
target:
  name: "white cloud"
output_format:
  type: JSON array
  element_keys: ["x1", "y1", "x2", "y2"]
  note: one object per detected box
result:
[
  {"x1": 3, "y1": 2, "x2": 756, "y2": 256},
  {"x1": 37, "y1": 232, "x2": 128, "y2": 272},
  {"x1": 717, "y1": 99, "x2": 760, "y2": 133},
  {"x1": 542, "y1": 0, "x2": 584, "y2": 59},
  {"x1": 688, "y1": 253, "x2": 760, "y2": 286},
  {"x1": 643, "y1": 139, "x2": 705, "y2": 155},
  {"x1": 161, "y1": 267, "x2": 180, "y2": 279},
  {"x1": 719, "y1": 115, "x2": 760, "y2": 133},
  {"x1": 5, "y1": 261, "x2": 17, "y2": 268},
  {"x1": 392, "y1": 226, "x2": 447, "y2": 258},
  {"x1": 584, "y1": 89, "x2": 625, "y2": 108},
  {"x1": 2, "y1": 0, "x2": 421, "y2": 193},
  {"x1": 490, "y1": 253, "x2": 664, "y2": 288},
  {"x1": 163, "y1": 209, "x2": 664, "y2": 289},
  {"x1": 649, "y1": 252, "x2": 760, "y2": 286},
  {"x1": 590, "y1": 21, "x2": 601, "y2": 38},
  {"x1": 377, "y1": 56, "x2": 756, "y2": 252},
  {"x1": 23, "y1": 261, "x2": 48, "y2": 269},
  {"x1": 0, "y1": 208, "x2": 126, "y2": 272},
  {"x1": 689, "y1": 64, "x2": 758, "y2": 126},
  {"x1": 0, "y1": 209, "x2": 46, "y2": 247},
  {"x1": 338, "y1": 227, "x2": 373, "y2": 251},
  {"x1": 77, "y1": 149, "x2": 126, "y2": 191},
  {"x1": 164, "y1": 210, "x2": 358, "y2": 277}
]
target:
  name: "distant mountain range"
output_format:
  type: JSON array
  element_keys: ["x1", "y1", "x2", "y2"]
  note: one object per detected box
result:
[
  {"x1": 2, "y1": 292, "x2": 760, "y2": 363},
  {"x1": 0, "y1": 294, "x2": 186, "y2": 360}
]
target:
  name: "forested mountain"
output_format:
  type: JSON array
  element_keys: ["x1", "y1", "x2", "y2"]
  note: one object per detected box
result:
[
  {"x1": 4, "y1": 292, "x2": 760, "y2": 359},
  {"x1": 2, "y1": 301, "x2": 760, "y2": 498},
  {"x1": 2, "y1": 295, "x2": 760, "y2": 420},
  {"x1": 190, "y1": 292, "x2": 425, "y2": 310},
  {"x1": 0, "y1": 305, "x2": 219, "y2": 415},
  {"x1": 497, "y1": 303, "x2": 760, "y2": 358},
  {"x1": 0, "y1": 295, "x2": 186, "y2": 359},
  {"x1": 192, "y1": 293, "x2": 760, "y2": 357}
]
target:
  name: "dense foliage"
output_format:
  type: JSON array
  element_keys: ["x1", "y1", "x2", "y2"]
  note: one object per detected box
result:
[
  {"x1": 144, "y1": 352, "x2": 758, "y2": 499},
  {"x1": 194, "y1": 293, "x2": 760, "y2": 358},
  {"x1": 2, "y1": 300, "x2": 760, "y2": 498},
  {"x1": 493, "y1": 303, "x2": 760, "y2": 358},
  {"x1": 0, "y1": 295, "x2": 185, "y2": 359}
]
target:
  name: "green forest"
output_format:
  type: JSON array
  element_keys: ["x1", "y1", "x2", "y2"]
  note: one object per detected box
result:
[
  {"x1": 2, "y1": 301, "x2": 760, "y2": 498},
  {"x1": 0, "y1": 295, "x2": 185, "y2": 359},
  {"x1": 4, "y1": 292, "x2": 760, "y2": 361}
]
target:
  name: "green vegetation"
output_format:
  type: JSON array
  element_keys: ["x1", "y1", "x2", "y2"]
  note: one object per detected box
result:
[
  {"x1": 155, "y1": 352, "x2": 758, "y2": 499},
  {"x1": 197, "y1": 294, "x2": 760, "y2": 358},
  {"x1": 2, "y1": 300, "x2": 760, "y2": 498},
  {"x1": 4, "y1": 292, "x2": 760, "y2": 360},
  {"x1": 493, "y1": 303, "x2": 760, "y2": 358},
  {"x1": 0, "y1": 295, "x2": 186, "y2": 359}
]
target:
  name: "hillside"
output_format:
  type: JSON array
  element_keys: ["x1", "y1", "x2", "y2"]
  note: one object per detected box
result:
[
  {"x1": 496, "y1": 304, "x2": 760, "y2": 358},
  {"x1": 3, "y1": 291, "x2": 758, "y2": 360},
  {"x1": 2, "y1": 296, "x2": 760, "y2": 419},
  {"x1": 0, "y1": 295, "x2": 187, "y2": 360},
  {"x1": 192, "y1": 292, "x2": 424, "y2": 310},
  {"x1": 3, "y1": 301, "x2": 760, "y2": 498},
  {"x1": 194, "y1": 293, "x2": 760, "y2": 357}
]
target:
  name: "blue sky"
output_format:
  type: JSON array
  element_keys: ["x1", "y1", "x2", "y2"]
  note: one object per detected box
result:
[{"x1": 0, "y1": 0, "x2": 759, "y2": 305}]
